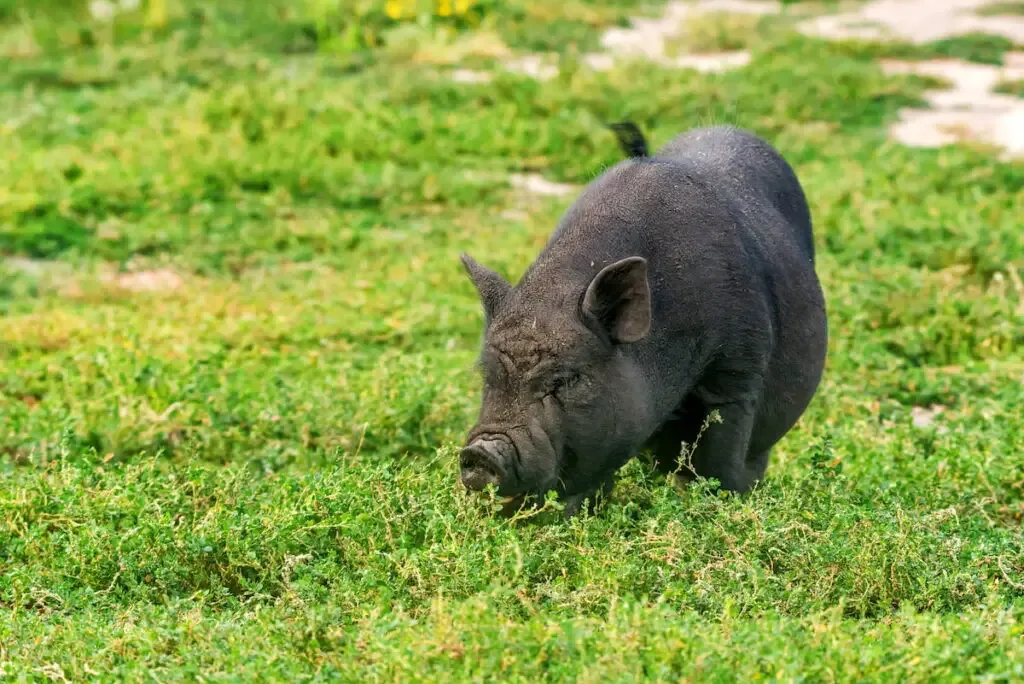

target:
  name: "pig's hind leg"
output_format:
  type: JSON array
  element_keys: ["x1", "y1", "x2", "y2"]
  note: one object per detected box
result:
[
  {"x1": 688, "y1": 397, "x2": 768, "y2": 493},
  {"x1": 643, "y1": 389, "x2": 769, "y2": 493}
]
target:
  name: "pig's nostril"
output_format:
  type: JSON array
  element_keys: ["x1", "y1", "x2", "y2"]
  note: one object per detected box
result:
[
  {"x1": 460, "y1": 444, "x2": 501, "y2": 491},
  {"x1": 460, "y1": 446, "x2": 487, "y2": 470}
]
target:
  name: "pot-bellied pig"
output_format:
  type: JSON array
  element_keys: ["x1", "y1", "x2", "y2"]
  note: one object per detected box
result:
[{"x1": 459, "y1": 123, "x2": 827, "y2": 517}]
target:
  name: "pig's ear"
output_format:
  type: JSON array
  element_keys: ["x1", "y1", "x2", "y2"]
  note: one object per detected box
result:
[
  {"x1": 582, "y1": 256, "x2": 651, "y2": 344},
  {"x1": 461, "y1": 252, "x2": 511, "y2": 322}
]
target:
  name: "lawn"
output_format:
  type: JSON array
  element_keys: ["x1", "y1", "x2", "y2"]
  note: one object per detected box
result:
[{"x1": 1, "y1": 0, "x2": 1023, "y2": 681}]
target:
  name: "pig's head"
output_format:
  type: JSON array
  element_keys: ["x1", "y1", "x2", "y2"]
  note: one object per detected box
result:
[{"x1": 458, "y1": 252, "x2": 654, "y2": 512}]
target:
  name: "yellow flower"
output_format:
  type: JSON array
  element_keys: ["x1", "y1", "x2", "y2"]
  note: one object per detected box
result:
[
  {"x1": 384, "y1": 0, "x2": 405, "y2": 20},
  {"x1": 454, "y1": 0, "x2": 473, "y2": 13},
  {"x1": 437, "y1": 0, "x2": 452, "y2": 16},
  {"x1": 145, "y1": 0, "x2": 168, "y2": 27}
]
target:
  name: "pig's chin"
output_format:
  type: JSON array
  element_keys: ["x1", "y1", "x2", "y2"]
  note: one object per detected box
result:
[
  {"x1": 497, "y1": 493, "x2": 529, "y2": 517},
  {"x1": 491, "y1": 465, "x2": 569, "y2": 518},
  {"x1": 467, "y1": 489, "x2": 528, "y2": 517}
]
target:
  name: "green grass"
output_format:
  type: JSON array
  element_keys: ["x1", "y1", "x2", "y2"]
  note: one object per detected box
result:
[
  {"x1": 821, "y1": 32, "x2": 1022, "y2": 66},
  {"x1": 2, "y1": 0, "x2": 1023, "y2": 680},
  {"x1": 977, "y1": 1, "x2": 1024, "y2": 16},
  {"x1": 995, "y1": 78, "x2": 1024, "y2": 97}
]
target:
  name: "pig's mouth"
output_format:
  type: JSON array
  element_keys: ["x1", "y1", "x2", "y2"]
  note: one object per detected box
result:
[
  {"x1": 460, "y1": 433, "x2": 518, "y2": 493},
  {"x1": 460, "y1": 428, "x2": 562, "y2": 511}
]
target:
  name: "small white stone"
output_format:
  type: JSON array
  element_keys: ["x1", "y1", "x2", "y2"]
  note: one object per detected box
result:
[
  {"x1": 450, "y1": 69, "x2": 492, "y2": 84},
  {"x1": 584, "y1": 1, "x2": 777, "y2": 74},
  {"x1": 583, "y1": 54, "x2": 615, "y2": 72},
  {"x1": 509, "y1": 173, "x2": 577, "y2": 197},
  {"x1": 798, "y1": 0, "x2": 1024, "y2": 44},
  {"x1": 911, "y1": 405, "x2": 947, "y2": 431},
  {"x1": 89, "y1": 0, "x2": 117, "y2": 21},
  {"x1": 105, "y1": 269, "x2": 185, "y2": 293},
  {"x1": 505, "y1": 55, "x2": 558, "y2": 81},
  {"x1": 880, "y1": 58, "x2": 1024, "y2": 157},
  {"x1": 673, "y1": 51, "x2": 752, "y2": 73}
]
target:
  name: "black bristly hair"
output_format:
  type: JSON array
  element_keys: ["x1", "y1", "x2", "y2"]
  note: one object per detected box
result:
[{"x1": 607, "y1": 121, "x2": 649, "y2": 158}]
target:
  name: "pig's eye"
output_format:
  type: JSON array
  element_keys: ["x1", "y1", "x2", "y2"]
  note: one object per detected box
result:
[{"x1": 554, "y1": 372, "x2": 582, "y2": 394}]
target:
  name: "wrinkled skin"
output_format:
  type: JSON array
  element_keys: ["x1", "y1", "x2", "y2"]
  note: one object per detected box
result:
[{"x1": 459, "y1": 125, "x2": 828, "y2": 518}]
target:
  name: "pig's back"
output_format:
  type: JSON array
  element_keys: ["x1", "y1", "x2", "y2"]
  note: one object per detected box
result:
[{"x1": 654, "y1": 126, "x2": 815, "y2": 261}]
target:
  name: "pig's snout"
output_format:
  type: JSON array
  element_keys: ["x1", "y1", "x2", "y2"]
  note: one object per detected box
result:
[{"x1": 460, "y1": 439, "x2": 508, "y2": 492}]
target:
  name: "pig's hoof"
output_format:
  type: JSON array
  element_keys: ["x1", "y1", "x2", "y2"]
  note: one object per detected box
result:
[
  {"x1": 670, "y1": 471, "x2": 696, "y2": 491},
  {"x1": 562, "y1": 491, "x2": 606, "y2": 519}
]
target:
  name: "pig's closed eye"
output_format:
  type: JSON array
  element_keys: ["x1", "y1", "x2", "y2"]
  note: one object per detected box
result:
[{"x1": 554, "y1": 372, "x2": 582, "y2": 394}]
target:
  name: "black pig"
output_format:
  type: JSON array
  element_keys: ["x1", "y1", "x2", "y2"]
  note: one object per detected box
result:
[{"x1": 459, "y1": 123, "x2": 827, "y2": 516}]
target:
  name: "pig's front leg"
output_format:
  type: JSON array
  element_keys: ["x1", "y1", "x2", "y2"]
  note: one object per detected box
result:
[
  {"x1": 689, "y1": 398, "x2": 767, "y2": 493},
  {"x1": 562, "y1": 472, "x2": 616, "y2": 519}
]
